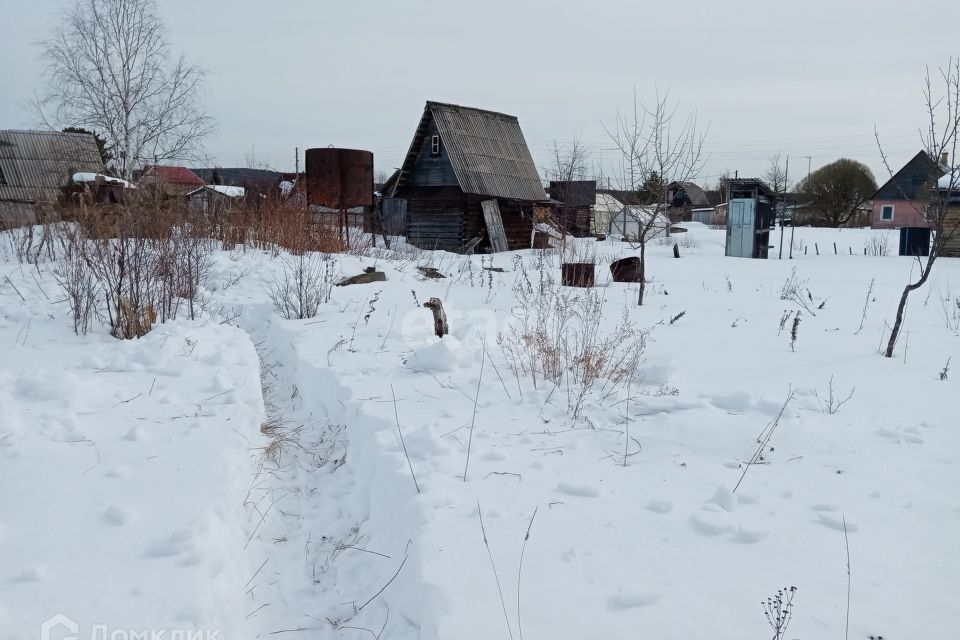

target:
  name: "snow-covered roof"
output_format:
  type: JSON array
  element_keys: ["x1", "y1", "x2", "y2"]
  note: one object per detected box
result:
[
  {"x1": 622, "y1": 204, "x2": 669, "y2": 223},
  {"x1": 72, "y1": 172, "x2": 132, "y2": 187},
  {"x1": 595, "y1": 192, "x2": 628, "y2": 212},
  {"x1": 937, "y1": 169, "x2": 959, "y2": 190},
  {"x1": 210, "y1": 185, "x2": 245, "y2": 197},
  {"x1": 188, "y1": 185, "x2": 246, "y2": 198}
]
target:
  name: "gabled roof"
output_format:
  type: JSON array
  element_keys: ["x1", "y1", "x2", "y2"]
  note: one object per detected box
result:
[
  {"x1": 141, "y1": 165, "x2": 205, "y2": 187},
  {"x1": 187, "y1": 185, "x2": 246, "y2": 198},
  {"x1": 0, "y1": 129, "x2": 103, "y2": 205},
  {"x1": 871, "y1": 150, "x2": 942, "y2": 201},
  {"x1": 392, "y1": 101, "x2": 547, "y2": 201},
  {"x1": 668, "y1": 181, "x2": 711, "y2": 207}
]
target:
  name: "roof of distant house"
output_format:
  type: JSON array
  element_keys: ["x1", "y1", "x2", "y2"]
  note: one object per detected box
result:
[
  {"x1": 596, "y1": 189, "x2": 647, "y2": 206},
  {"x1": 870, "y1": 150, "x2": 942, "y2": 201},
  {"x1": 192, "y1": 167, "x2": 282, "y2": 191},
  {"x1": 549, "y1": 180, "x2": 597, "y2": 206},
  {"x1": 142, "y1": 165, "x2": 205, "y2": 187},
  {"x1": 73, "y1": 172, "x2": 132, "y2": 187},
  {"x1": 669, "y1": 181, "x2": 711, "y2": 207},
  {"x1": 187, "y1": 185, "x2": 246, "y2": 198}
]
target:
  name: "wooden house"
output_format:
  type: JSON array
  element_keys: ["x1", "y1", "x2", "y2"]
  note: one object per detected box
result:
[
  {"x1": 384, "y1": 101, "x2": 548, "y2": 252},
  {"x1": 870, "y1": 151, "x2": 943, "y2": 229},
  {"x1": 138, "y1": 165, "x2": 205, "y2": 197},
  {"x1": 0, "y1": 129, "x2": 103, "y2": 226}
]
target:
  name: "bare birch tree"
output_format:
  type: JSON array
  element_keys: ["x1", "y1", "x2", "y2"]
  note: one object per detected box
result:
[
  {"x1": 35, "y1": 0, "x2": 213, "y2": 180},
  {"x1": 876, "y1": 60, "x2": 960, "y2": 358},
  {"x1": 603, "y1": 89, "x2": 707, "y2": 304}
]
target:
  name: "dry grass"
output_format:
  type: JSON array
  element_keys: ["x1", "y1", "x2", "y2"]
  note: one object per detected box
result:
[
  {"x1": 3, "y1": 193, "x2": 375, "y2": 338},
  {"x1": 499, "y1": 283, "x2": 648, "y2": 420}
]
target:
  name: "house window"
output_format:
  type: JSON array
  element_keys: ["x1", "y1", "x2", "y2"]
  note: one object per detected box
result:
[
  {"x1": 881, "y1": 204, "x2": 894, "y2": 221},
  {"x1": 430, "y1": 135, "x2": 441, "y2": 156}
]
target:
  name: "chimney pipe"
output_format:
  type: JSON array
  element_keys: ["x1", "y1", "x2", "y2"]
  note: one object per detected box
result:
[{"x1": 941, "y1": 152, "x2": 949, "y2": 166}]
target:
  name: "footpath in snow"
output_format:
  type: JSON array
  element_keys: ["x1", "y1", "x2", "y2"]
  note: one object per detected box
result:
[{"x1": 2, "y1": 224, "x2": 958, "y2": 639}]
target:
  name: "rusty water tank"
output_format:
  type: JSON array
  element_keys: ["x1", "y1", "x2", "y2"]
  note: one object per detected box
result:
[{"x1": 305, "y1": 148, "x2": 374, "y2": 208}]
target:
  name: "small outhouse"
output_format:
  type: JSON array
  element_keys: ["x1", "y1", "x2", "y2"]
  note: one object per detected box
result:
[{"x1": 723, "y1": 178, "x2": 775, "y2": 259}]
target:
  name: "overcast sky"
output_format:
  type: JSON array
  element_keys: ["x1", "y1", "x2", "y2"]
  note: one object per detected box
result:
[{"x1": 3, "y1": 0, "x2": 959, "y2": 188}]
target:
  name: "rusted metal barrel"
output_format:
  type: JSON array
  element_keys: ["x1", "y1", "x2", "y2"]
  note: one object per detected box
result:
[
  {"x1": 561, "y1": 262, "x2": 595, "y2": 288},
  {"x1": 610, "y1": 256, "x2": 642, "y2": 282},
  {"x1": 305, "y1": 148, "x2": 374, "y2": 208}
]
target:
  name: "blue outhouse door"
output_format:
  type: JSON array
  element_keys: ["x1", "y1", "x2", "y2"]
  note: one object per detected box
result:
[{"x1": 727, "y1": 198, "x2": 756, "y2": 258}]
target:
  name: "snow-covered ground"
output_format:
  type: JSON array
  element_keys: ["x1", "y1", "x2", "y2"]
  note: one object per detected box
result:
[{"x1": 1, "y1": 224, "x2": 957, "y2": 639}]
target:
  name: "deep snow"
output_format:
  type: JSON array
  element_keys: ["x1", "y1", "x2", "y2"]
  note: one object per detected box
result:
[{"x1": 1, "y1": 223, "x2": 957, "y2": 639}]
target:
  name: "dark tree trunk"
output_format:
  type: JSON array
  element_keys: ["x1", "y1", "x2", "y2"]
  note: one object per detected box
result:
[
  {"x1": 885, "y1": 257, "x2": 935, "y2": 357},
  {"x1": 637, "y1": 243, "x2": 646, "y2": 305}
]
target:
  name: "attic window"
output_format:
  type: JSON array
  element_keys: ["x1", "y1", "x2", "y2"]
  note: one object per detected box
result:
[
  {"x1": 430, "y1": 135, "x2": 441, "y2": 156},
  {"x1": 881, "y1": 204, "x2": 894, "y2": 221}
]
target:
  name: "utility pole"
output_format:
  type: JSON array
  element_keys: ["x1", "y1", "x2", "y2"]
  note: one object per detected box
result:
[
  {"x1": 295, "y1": 147, "x2": 299, "y2": 175},
  {"x1": 779, "y1": 155, "x2": 789, "y2": 260},
  {"x1": 788, "y1": 155, "x2": 796, "y2": 259},
  {"x1": 803, "y1": 156, "x2": 812, "y2": 178}
]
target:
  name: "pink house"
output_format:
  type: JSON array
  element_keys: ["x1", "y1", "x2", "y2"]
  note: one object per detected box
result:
[{"x1": 870, "y1": 151, "x2": 943, "y2": 229}]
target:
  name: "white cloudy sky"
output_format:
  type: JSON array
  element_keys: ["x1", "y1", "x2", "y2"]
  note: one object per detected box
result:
[{"x1": 2, "y1": 0, "x2": 959, "y2": 187}]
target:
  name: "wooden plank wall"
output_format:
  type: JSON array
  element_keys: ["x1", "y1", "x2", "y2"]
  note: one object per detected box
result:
[
  {"x1": 463, "y1": 196, "x2": 533, "y2": 251},
  {"x1": 404, "y1": 186, "x2": 465, "y2": 251},
  {"x1": 940, "y1": 205, "x2": 960, "y2": 257}
]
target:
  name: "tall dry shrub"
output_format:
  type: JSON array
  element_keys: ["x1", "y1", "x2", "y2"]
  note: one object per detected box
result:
[
  {"x1": 72, "y1": 198, "x2": 211, "y2": 339},
  {"x1": 499, "y1": 284, "x2": 648, "y2": 419},
  {"x1": 267, "y1": 252, "x2": 334, "y2": 320}
]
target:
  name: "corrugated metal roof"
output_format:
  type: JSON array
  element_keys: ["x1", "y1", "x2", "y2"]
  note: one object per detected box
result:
[
  {"x1": 0, "y1": 130, "x2": 103, "y2": 205},
  {"x1": 394, "y1": 101, "x2": 546, "y2": 202},
  {"x1": 430, "y1": 102, "x2": 546, "y2": 201}
]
